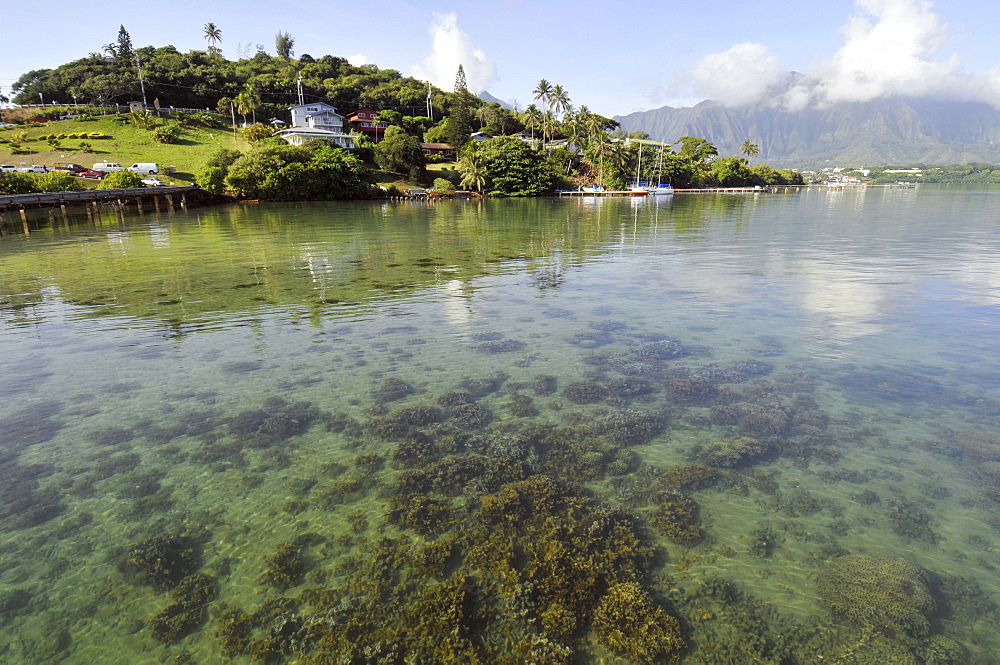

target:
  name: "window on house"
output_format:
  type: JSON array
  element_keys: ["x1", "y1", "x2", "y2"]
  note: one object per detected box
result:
[{"x1": 307, "y1": 107, "x2": 317, "y2": 111}]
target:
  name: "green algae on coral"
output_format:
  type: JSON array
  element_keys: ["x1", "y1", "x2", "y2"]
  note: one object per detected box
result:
[
  {"x1": 817, "y1": 555, "x2": 936, "y2": 638},
  {"x1": 592, "y1": 582, "x2": 684, "y2": 663}
]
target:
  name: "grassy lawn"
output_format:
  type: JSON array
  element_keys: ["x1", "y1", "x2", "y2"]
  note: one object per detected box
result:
[{"x1": 0, "y1": 113, "x2": 246, "y2": 185}]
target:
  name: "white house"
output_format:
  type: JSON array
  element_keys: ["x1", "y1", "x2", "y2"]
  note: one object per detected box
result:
[{"x1": 273, "y1": 102, "x2": 356, "y2": 149}]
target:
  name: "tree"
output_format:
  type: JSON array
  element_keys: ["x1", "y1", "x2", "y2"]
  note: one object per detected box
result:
[
  {"x1": 550, "y1": 84, "x2": 571, "y2": 119},
  {"x1": 455, "y1": 65, "x2": 468, "y2": 93},
  {"x1": 203, "y1": 23, "x2": 223, "y2": 57},
  {"x1": 116, "y1": 25, "x2": 133, "y2": 61},
  {"x1": 97, "y1": 169, "x2": 144, "y2": 189},
  {"x1": 374, "y1": 125, "x2": 426, "y2": 180},
  {"x1": 532, "y1": 79, "x2": 552, "y2": 113},
  {"x1": 475, "y1": 136, "x2": 557, "y2": 196},
  {"x1": 234, "y1": 84, "x2": 260, "y2": 124},
  {"x1": 523, "y1": 104, "x2": 542, "y2": 142},
  {"x1": 708, "y1": 156, "x2": 752, "y2": 187},
  {"x1": 458, "y1": 146, "x2": 487, "y2": 192},
  {"x1": 225, "y1": 141, "x2": 374, "y2": 200},
  {"x1": 275, "y1": 31, "x2": 294, "y2": 59},
  {"x1": 740, "y1": 139, "x2": 760, "y2": 161}
]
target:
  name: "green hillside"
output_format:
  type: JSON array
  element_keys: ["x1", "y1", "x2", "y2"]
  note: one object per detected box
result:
[{"x1": 0, "y1": 111, "x2": 243, "y2": 183}]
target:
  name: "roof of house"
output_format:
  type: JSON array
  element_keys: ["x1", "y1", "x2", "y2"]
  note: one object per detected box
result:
[{"x1": 420, "y1": 143, "x2": 454, "y2": 150}]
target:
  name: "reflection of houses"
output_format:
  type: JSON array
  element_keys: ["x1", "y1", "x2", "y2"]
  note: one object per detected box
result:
[
  {"x1": 346, "y1": 108, "x2": 389, "y2": 141},
  {"x1": 421, "y1": 143, "x2": 456, "y2": 159},
  {"x1": 273, "y1": 102, "x2": 355, "y2": 148}
]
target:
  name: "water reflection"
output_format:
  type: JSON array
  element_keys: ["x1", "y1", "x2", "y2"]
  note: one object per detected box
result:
[{"x1": 1, "y1": 188, "x2": 1000, "y2": 663}]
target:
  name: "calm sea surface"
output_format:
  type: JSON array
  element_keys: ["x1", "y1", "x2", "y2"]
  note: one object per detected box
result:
[{"x1": 1, "y1": 187, "x2": 998, "y2": 664}]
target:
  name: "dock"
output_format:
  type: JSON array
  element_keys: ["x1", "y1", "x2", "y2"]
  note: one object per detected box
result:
[
  {"x1": 557, "y1": 185, "x2": 806, "y2": 197},
  {"x1": 0, "y1": 186, "x2": 222, "y2": 235}
]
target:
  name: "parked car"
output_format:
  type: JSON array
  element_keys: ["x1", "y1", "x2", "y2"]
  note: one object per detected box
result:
[
  {"x1": 78, "y1": 170, "x2": 104, "y2": 179},
  {"x1": 0, "y1": 123, "x2": 16, "y2": 129},
  {"x1": 141, "y1": 178, "x2": 166, "y2": 187},
  {"x1": 53, "y1": 163, "x2": 87, "y2": 173},
  {"x1": 92, "y1": 162, "x2": 124, "y2": 172},
  {"x1": 0, "y1": 164, "x2": 18, "y2": 172},
  {"x1": 129, "y1": 162, "x2": 159, "y2": 175},
  {"x1": 19, "y1": 165, "x2": 50, "y2": 173},
  {"x1": 59, "y1": 113, "x2": 83, "y2": 120}
]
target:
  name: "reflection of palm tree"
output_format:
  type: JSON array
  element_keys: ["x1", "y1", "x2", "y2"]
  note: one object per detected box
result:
[
  {"x1": 740, "y1": 139, "x2": 760, "y2": 161},
  {"x1": 204, "y1": 23, "x2": 222, "y2": 53}
]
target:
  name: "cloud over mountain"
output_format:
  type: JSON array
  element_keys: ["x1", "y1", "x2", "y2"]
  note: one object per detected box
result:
[
  {"x1": 412, "y1": 13, "x2": 497, "y2": 94},
  {"x1": 688, "y1": 0, "x2": 1000, "y2": 110}
]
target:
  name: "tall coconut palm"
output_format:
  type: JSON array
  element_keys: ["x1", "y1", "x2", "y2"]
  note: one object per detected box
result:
[
  {"x1": 541, "y1": 110, "x2": 557, "y2": 144},
  {"x1": 523, "y1": 104, "x2": 542, "y2": 142},
  {"x1": 203, "y1": 23, "x2": 223, "y2": 56},
  {"x1": 533, "y1": 79, "x2": 552, "y2": 114},
  {"x1": 740, "y1": 139, "x2": 760, "y2": 161},
  {"x1": 550, "y1": 84, "x2": 571, "y2": 120}
]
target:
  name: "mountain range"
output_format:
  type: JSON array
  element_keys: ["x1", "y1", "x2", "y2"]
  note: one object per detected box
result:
[{"x1": 615, "y1": 96, "x2": 1000, "y2": 168}]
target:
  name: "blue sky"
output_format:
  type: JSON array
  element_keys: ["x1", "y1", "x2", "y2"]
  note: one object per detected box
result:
[{"x1": 3, "y1": 0, "x2": 1000, "y2": 116}]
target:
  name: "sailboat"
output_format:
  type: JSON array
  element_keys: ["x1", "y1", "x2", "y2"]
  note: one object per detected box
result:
[{"x1": 628, "y1": 143, "x2": 674, "y2": 196}]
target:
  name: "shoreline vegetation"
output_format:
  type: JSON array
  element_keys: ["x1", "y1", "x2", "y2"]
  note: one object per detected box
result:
[{"x1": 3, "y1": 31, "x2": 999, "y2": 201}]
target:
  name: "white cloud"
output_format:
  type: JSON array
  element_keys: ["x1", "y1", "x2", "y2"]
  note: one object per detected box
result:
[
  {"x1": 347, "y1": 54, "x2": 368, "y2": 66},
  {"x1": 689, "y1": 43, "x2": 785, "y2": 106},
  {"x1": 813, "y1": 0, "x2": 960, "y2": 103},
  {"x1": 412, "y1": 13, "x2": 497, "y2": 94},
  {"x1": 684, "y1": 0, "x2": 1000, "y2": 110}
]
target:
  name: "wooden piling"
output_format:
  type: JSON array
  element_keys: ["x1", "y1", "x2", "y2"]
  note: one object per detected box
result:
[
  {"x1": 48, "y1": 208, "x2": 57, "y2": 228},
  {"x1": 60, "y1": 204, "x2": 69, "y2": 225},
  {"x1": 0, "y1": 213, "x2": 8, "y2": 236},
  {"x1": 166, "y1": 194, "x2": 174, "y2": 209},
  {"x1": 20, "y1": 209, "x2": 29, "y2": 234},
  {"x1": 180, "y1": 193, "x2": 187, "y2": 209},
  {"x1": 137, "y1": 198, "x2": 144, "y2": 215},
  {"x1": 154, "y1": 196, "x2": 161, "y2": 212}
]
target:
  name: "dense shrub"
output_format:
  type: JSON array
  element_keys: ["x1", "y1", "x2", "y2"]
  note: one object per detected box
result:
[
  {"x1": 225, "y1": 140, "x2": 374, "y2": 200},
  {"x1": 241, "y1": 123, "x2": 273, "y2": 144},
  {"x1": 475, "y1": 136, "x2": 558, "y2": 196},
  {"x1": 431, "y1": 177, "x2": 455, "y2": 193},
  {"x1": 0, "y1": 172, "x2": 38, "y2": 194},
  {"x1": 97, "y1": 170, "x2": 145, "y2": 189},
  {"x1": 150, "y1": 125, "x2": 178, "y2": 144},
  {"x1": 196, "y1": 148, "x2": 242, "y2": 194},
  {"x1": 0, "y1": 171, "x2": 82, "y2": 194}
]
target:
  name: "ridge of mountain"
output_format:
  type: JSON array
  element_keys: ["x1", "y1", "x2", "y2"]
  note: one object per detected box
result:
[{"x1": 615, "y1": 96, "x2": 1000, "y2": 167}]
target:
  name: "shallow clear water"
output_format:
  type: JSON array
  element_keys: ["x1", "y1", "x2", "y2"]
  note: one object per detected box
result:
[{"x1": 1, "y1": 187, "x2": 999, "y2": 663}]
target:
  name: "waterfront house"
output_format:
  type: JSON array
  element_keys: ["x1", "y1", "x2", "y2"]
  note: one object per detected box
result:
[
  {"x1": 274, "y1": 102, "x2": 356, "y2": 149},
  {"x1": 346, "y1": 109, "x2": 389, "y2": 141},
  {"x1": 420, "y1": 143, "x2": 456, "y2": 159}
]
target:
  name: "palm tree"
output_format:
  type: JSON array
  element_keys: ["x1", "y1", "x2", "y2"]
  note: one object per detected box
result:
[
  {"x1": 550, "y1": 84, "x2": 571, "y2": 119},
  {"x1": 235, "y1": 84, "x2": 260, "y2": 125},
  {"x1": 459, "y1": 148, "x2": 488, "y2": 192},
  {"x1": 532, "y1": 79, "x2": 552, "y2": 114},
  {"x1": 203, "y1": 23, "x2": 223, "y2": 56},
  {"x1": 740, "y1": 139, "x2": 760, "y2": 161},
  {"x1": 541, "y1": 110, "x2": 557, "y2": 144},
  {"x1": 523, "y1": 104, "x2": 542, "y2": 142}
]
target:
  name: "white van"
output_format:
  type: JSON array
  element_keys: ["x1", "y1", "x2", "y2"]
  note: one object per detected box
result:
[
  {"x1": 93, "y1": 162, "x2": 124, "y2": 172},
  {"x1": 128, "y1": 162, "x2": 159, "y2": 174}
]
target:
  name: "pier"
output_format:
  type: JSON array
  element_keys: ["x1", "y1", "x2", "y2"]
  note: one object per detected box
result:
[
  {"x1": 557, "y1": 185, "x2": 806, "y2": 197},
  {"x1": 0, "y1": 186, "x2": 222, "y2": 235}
]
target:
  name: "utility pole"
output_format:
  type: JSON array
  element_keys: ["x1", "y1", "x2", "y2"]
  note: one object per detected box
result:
[
  {"x1": 135, "y1": 53, "x2": 148, "y2": 109},
  {"x1": 426, "y1": 81, "x2": 434, "y2": 120},
  {"x1": 297, "y1": 74, "x2": 304, "y2": 106}
]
